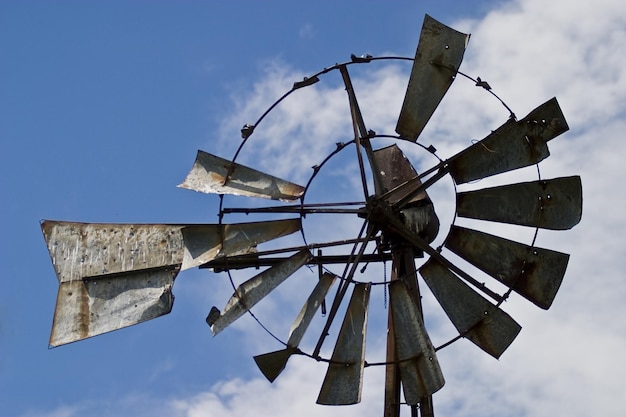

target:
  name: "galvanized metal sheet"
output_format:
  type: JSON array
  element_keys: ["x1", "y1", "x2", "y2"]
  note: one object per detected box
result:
[
  {"x1": 41, "y1": 221, "x2": 186, "y2": 283},
  {"x1": 373, "y1": 144, "x2": 439, "y2": 242},
  {"x1": 445, "y1": 226, "x2": 569, "y2": 309},
  {"x1": 252, "y1": 272, "x2": 337, "y2": 382},
  {"x1": 373, "y1": 144, "x2": 426, "y2": 204},
  {"x1": 178, "y1": 150, "x2": 305, "y2": 201},
  {"x1": 388, "y1": 280, "x2": 444, "y2": 404},
  {"x1": 181, "y1": 218, "x2": 301, "y2": 270},
  {"x1": 209, "y1": 249, "x2": 312, "y2": 335},
  {"x1": 419, "y1": 259, "x2": 521, "y2": 359},
  {"x1": 317, "y1": 283, "x2": 371, "y2": 405},
  {"x1": 457, "y1": 176, "x2": 583, "y2": 230},
  {"x1": 395, "y1": 14, "x2": 469, "y2": 141},
  {"x1": 288, "y1": 272, "x2": 337, "y2": 347},
  {"x1": 50, "y1": 268, "x2": 178, "y2": 347},
  {"x1": 449, "y1": 98, "x2": 569, "y2": 185}
]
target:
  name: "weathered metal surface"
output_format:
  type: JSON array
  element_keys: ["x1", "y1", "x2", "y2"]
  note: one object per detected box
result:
[
  {"x1": 181, "y1": 219, "x2": 301, "y2": 270},
  {"x1": 253, "y1": 272, "x2": 337, "y2": 382},
  {"x1": 317, "y1": 283, "x2": 371, "y2": 405},
  {"x1": 457, "y1": 176, "x2": 583, "y2": 230},
  {"x1": 42, "y1": 220, "x2": 300, "y2": 277},
  {"x1": 449, "y1": 98, "x2": 569, "y2": 185},
  {"x1": 41, "y1": 220, "x2": 301, "y2": 344},
  {"x1": 209, "y1": 249, "x2": 312, "y2": 335},
  {"x1": 253, "y1": 347, "x2": 300, "y2": 383},
  {"x1": 373, "y1": 144, "x2": 428, "y2": 204},
  {"x1": 372, "y1": 144, "x2": 439, "y2": 243},
  {"x1": 288, "y1": 272, "x2": 337, "y2": 347},
  {"x1": 388, "y1": 280, "x2": 444, "y2": 404},
  {"x1": 396, "y1": 14, "x2": 470, "y2": 141},
  {"x1": 445, "y1": 226, "x2": 569, "y2": 309},
  {"x1": 50, "y1": 268, "x2": 178, "y2": 347},
  {"x1": 41, "y1": 221, "x2": 187, "y2": 283},
  {"x1": 419, "y1": 259, "x2": 521, "y2": 359},
  {"x1": 178, "y1": 150, "x2": 305, "y2": 201}
]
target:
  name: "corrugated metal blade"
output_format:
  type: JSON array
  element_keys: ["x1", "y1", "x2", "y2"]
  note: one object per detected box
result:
[
  {"x1": 253, "y1": 347, "x2": 299, "y2": 383},
  {"x1": 50, "y1": 268, "x2": 179, "y2": 347},
  {"x1": 457, "y1": 176, "x2": 582, "y2": 230},
  {"x1": 253, "y1": 272, "x2": 337, "y2": 382},
  {"x1": 209, "y1": 249, "x2": 312, "y2": 335},
  {"x1": 445, "y1": 226, "x2": 569, "y2": 309},
  {"x1": 389, "y1": 280, "x2": 444, "y2": 404},
  {"x1": 419, "y1": 259, "x2": 521, "y2": 358},
  {"x1": 41, "y1": 221, "x2": 187, "y2": 283},
  {"x1": 395, "y1": 14, "x2": 469, "y2": 141},
  {"x1": 317, "y1": 283, "x2": 371, "y2": 405},
  {"x1": 449, "y1": 98, "x2": 569, "y2": 184},
  {"x1": 181, "y1": 218, "x2": 301, "y2": 270},
  {"x1": 178, "y1": 150, "x2": 305, "y2": 201}
]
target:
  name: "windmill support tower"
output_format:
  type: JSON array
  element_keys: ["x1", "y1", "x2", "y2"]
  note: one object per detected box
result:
[{"x1": 41, "y1": 15, "x2": 582, "y2": 417}]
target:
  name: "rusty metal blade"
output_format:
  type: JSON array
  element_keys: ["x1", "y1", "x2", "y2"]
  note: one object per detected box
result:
[
  {"x1": 253, "y1": 347, "x2": 299, "y2": 383},
  {"x1": 317, "y1": 283, "x2": 371, "y2": 405},
  {"x1": 449, "y1": 98, "x2": 569, "y2": 184},
  {"x1": 209, "y1": 249, "x2": 312, "y2": 335},
  {"x1": 181, "y1": 218, "x2": 301, "y2": 270},
  {"x1": 41, "y1": 221, "x2": 187, "y2": 283},
  {"x1": 419, "y1": 259, "x2": 521, "y2": 358},
  {"x1": 395, "y1": 14, "x2": 470, "y2": 141},
  {"x1": 457, "y1": 176, "x2": 582, "y2": 230},
  {"x1": 253, "y1": 272, "x2": 337, "y2": 382},
  {"x1": 445, "y1": 226, "x2": 569, "y2": 309},
  {"x1": 373, "y1": 144, "x2": 426, "y2": 204},
  {"x1": 178, "y1": 150, "x2": 305, "y2": 201},
  {"x1": 373, "y1": 144, "x2": 440, "y2": 242},
  {"x1": 389, "y1": 280, "x2": 444, "y2": 403},
  {"x1": 50, "y1": 268, "x2": 179, "y2": 347}
]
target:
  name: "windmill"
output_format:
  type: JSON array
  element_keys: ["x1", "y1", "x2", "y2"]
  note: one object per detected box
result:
[{"x1": 41, "y1": 15, "x2": 582, "y2": 417}]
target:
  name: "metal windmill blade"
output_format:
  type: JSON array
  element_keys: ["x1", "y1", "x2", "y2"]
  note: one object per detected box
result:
[
  {"x1": 396, "y1": 14, "x2": 470, "y2": 141},
  {"x1": 41, "y1": 218, "x2": 301, "y2": 346},
  {"x1": 42, "y1": 13, "x2": 583, "y2": 417}
]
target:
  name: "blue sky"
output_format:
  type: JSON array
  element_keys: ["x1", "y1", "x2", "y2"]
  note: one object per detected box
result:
[{"x1": 1, "y1": 1, "x2": 625, "y2": 416}]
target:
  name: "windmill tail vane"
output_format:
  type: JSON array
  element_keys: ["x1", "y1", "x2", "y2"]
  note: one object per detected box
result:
[{"x1": 41, "y1": 14, "x2": 582, "y2": 417}]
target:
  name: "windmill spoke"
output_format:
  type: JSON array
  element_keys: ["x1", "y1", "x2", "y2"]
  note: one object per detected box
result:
[
  {"x1": 222, "y1": 201, "x2": 367, "y2": 216},
  {"x1": 339, "y1": 65, "x2": 385, "y2": 197},
  {"x1": 200, "y1": 235, "x2": 384, "y2": 271},
  {"x1": 312, "y1": 220, "x2": 377, "y2": 357}
]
